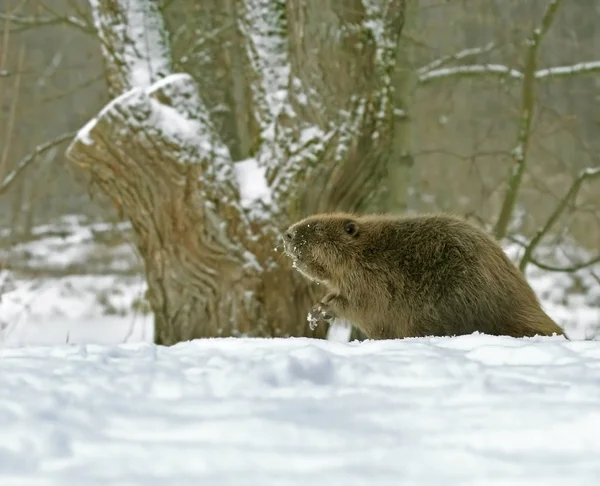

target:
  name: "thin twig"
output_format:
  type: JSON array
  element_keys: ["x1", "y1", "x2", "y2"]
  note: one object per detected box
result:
[
  {"x1": 519, "y1": 167, "x2": 600, "y2": 272},
  {"x1": 0, "y1": 131, "x2": 76, "y2": 195},
  {"x1": 528, "y1": 255, "x2": 600, "y2": 273},
  {"x1": 418, "y1": 61, "x2": 600, "y2": 85},
  {"x1": 0, "y1": 42, "x2": 26, "y2": 179},
  {"x1": 0, "y1": 10, "x2": 92, "y2": 34},
  {"x1": 416, "y1": 42, "x2": 495, "y2": 76}
]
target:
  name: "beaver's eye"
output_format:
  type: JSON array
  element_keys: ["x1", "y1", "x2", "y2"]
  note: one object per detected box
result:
[{"x1": 344, "y1": 221, "x2": 359, "y2": 237}]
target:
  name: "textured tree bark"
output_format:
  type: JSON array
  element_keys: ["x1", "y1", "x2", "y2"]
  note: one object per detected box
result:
[{"x1": 67, "y1": 0, "x2": 408, "y2": 344}]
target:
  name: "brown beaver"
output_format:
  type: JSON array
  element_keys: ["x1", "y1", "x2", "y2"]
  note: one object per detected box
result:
[{"x1": 282, "y1": 212, "x2": 567, "y2": 340}]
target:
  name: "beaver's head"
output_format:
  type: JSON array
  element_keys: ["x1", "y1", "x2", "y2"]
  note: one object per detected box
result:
[{"x1": 282, "y1": 213, "x2": 364, "y2": 285}]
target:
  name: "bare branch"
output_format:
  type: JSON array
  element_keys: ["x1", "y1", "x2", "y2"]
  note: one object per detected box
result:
[
  {"x1": 417, "y1": 42, "x2": 495, "y2": 76},
  {"x1": 0, "y1": 11, "x2": 92, "y2": 34},
  {"x1": 535, "y1": 61, "x2": 600, "y2": 79},
  {"x1": 0, "y1": 43, "x2": 26, "y2": 180},
  {"x1": 493, "y1": 0, "x2": 563, "y2": 240},
  {"x1": 519, "y1": 167, "x2": 600, "y2": 272},
  {"x1": 419, "y1": 64, "x2": 524, "y2": 84},
  {"x1": 527, "y1": 255, "x2": 600, "y2": 274},
  {"x1": 418, "y1": 60, "x2": 600, "y2": 85},
  {"x1": 0, "y1": 131, "x2": 76, "y2": 196}
]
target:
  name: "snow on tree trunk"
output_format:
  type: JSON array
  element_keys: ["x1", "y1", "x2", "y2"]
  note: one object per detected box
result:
[{"x1": 66, "y1": 0, "x2": 409, "y2": 344}]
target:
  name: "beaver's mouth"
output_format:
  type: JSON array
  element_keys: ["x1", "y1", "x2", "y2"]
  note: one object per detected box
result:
[
  {"x1": 282, "y1": 241, "x2": 312, "y2": 275},
  {"x1": 288, "y1": 254, "x2": 328, "y2": 284},
  {"x1": 282, "y1": 236, "x2": 301, "y2": 260},
  {"x1": 285, "y1": 249, "x2": 307, "y2": 273}
]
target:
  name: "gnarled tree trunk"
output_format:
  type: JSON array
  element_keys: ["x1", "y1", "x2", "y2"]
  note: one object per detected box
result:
[{"x1": 66, "y1": 0, "x2": 409, "y2": 345}]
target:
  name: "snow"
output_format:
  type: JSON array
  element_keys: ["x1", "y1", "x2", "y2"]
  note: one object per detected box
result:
[
  {"x1": 88, "y1": 0, "x2": 171, "y2": 89},
  {"x1": 582, "y1": 166, "x2": 600, "y2": 178},
  {"x1": 1, "y1": 334, "x2": 600, "y2": 484},
  {"x1": 419, "y1": 64, "x2": 525, "y2": 84},
  {"x1": 1, "y1": 216, "x2": 152, "y2": 347},
  {"x1": 417, "y1": 43, "x2": 495, "y2": 76},
  {"x1": 418, "y1": 60, "x2": 600, "y2": 85},
  {"x1": 75, "y1": 88, "x2": 142, "y2": 146},
  {"x1": 241, "y1": 0, "x2": 290, "y2": 122},
  {"x1": 511, "y1": 144, "x2": 524, "y2": 162},
  {"x1": 234, "y1": 158, "x2": 272, "y2": 208},
  {"x1": 535, "y1": 61, "x2": 600, "y2": 78},
  {"x1": 71, "y1": 72, "x2": 236, "y2": 194}
]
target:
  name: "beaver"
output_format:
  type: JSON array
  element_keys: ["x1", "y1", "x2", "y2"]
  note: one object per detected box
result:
[{"x1": 282, "y1": 212, "x2": 567, "y2": 340}]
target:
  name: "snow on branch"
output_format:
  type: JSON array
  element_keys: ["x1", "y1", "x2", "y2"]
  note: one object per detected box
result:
[
  {"x1": 417, "y1": 42, "x2": 495, "y2": 77},
  {"x1": 418, "y1": 61, "x2": 600, "y2": 85},
  {"x1": 239, "y1": 0, "x2": 332, "y2": 212},
  {"x1": 88, "y1": 0, "x2": 172, "y2": 95},
  {"x1": 535, "y1": 61, "x2": 600, "y2": 79},
  {"x1": 65, "y1": 70, "x2": 255, "y2": 275},
  {"x1": 363, "y1": 0, "x2": 407, "y2": 119},
  {"x1": 419, "y1": 64, "x2": 524, "y2": 84},
  {"x1": 239, "y1": 0, "x2": 290, "y2": 127},
  {"x1": 69, "y1": 73, "x2": 237, "y2": 202},
  {"x1": 83, "y1": 0, "x2": 240, "y2": 203}
]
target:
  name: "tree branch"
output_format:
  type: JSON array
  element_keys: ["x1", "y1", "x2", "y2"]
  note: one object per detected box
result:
[
  {"x1": 418, "y1": 60, "x2": 600, "y2": 85},
  {"x1": 0, "y1": 131, "x2": 76, "y2": 196},
  {"x1": 493, "y1": 0, "x2": 563, "y2": 240},
  {"x1": 519, "y1": 167, "x2": 600, "y2": 272},
  {"x1": 527, "y1": 255, "x2": 600, "y2": 273},
  {"x1": 416, "y1": 42, "x2": 495, "y2": 78},
  {"x1": 0, "y1": 42, "x2": 26, "y2": 180},
  {"x1": 0, "y1": 11, "x2": 93, "y2": 34},
  {"x1": 88, "y1": 0, "x2": 172, "y2": 96},
  {"x1": 535, "y1": 60, "x2": 600, "y2": 79},
  {"x1": 419, "y1": 63, "x2": 524, "y2": 84}
]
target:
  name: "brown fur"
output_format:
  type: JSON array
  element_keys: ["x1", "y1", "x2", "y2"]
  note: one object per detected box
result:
[{"x1": 282, "y1": 212, "x2": 567, "y2": 340}]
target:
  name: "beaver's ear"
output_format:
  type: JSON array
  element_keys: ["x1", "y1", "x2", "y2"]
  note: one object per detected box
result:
[{"x1": 343, "y1": 220, "x2": 359, "y2": 237}]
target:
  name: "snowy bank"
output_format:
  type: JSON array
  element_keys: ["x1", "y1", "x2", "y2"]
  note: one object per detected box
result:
[{"x1": 0, "y1": 335, "x2": 599, "y2": 485}]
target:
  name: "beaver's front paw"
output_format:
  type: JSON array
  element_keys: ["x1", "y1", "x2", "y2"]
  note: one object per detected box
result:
[{"x1": 306, "y1": 302, "x2": 335, "y2": 330}]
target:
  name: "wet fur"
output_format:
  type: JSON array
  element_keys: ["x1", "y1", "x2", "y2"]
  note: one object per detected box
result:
[{"x1": 282, "y1": 212, "x2": 567, "y2": 340}]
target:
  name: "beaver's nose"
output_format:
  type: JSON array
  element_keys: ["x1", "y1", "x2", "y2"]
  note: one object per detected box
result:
[{"x1": 284, "y1": 229, "x2": 294, "y2": 241}]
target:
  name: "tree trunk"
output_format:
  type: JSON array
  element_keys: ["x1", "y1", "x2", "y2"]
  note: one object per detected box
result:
[{"x1": 66, "y1": 0, "x2": 408, "y2": 345}]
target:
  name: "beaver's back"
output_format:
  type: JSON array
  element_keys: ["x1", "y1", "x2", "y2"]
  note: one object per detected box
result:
[{"x1": 339, "y1": 214, "x2": 565, "y2": 339}]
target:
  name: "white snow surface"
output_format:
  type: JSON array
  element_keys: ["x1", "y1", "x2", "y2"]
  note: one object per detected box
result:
[
  {"x1": 0, "y1": 216, "x2": 153, "y2": 347},
  {"x1": 234, "y1": 158, "x2": 272, "y2": 208},
  {"x1": 2, "y1": 334, "x2": 600, "y2": 485}
]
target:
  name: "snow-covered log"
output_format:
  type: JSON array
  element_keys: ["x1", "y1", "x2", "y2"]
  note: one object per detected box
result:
[{"x1": 67, "y1": 0, "x2": 409, "y2": 344}]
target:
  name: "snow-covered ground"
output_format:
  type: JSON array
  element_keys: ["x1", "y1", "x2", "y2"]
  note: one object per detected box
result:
[
  {"x1": 2, "y1": 334, "x2": 600, "y2": 485},
  {"x1": 1, "y1": 216, "x2": 600, "y2": 484},
  {"x1": 0, "y1": 215, "x2": 153, "y2": 347}
]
